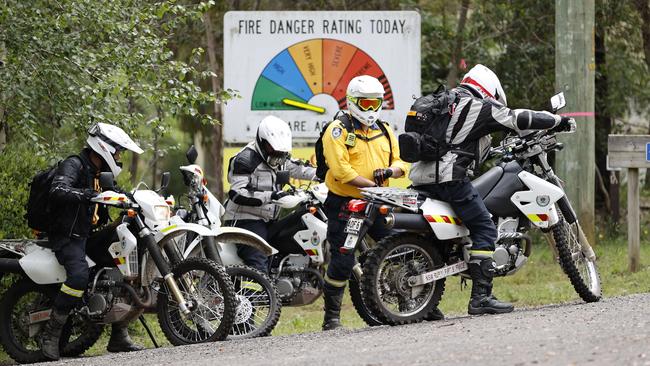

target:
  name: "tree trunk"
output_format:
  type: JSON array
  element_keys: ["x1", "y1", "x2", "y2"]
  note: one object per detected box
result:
[
  {"x1": 0, "y1": 41, "x2": 6, "y2": 153},
  {"x1": 203, "y1": 11, "x2": 225, "y2": 200},
  {"x1": 447, "y1": 0, "x2": 470, "y2": 87},
  {"x1": 594, "y1": 0, "x2": 616, "y2": 216},
  {"x1": 127, "y1": 97, "x2": 140, "y2": 186},
  {"x1": 632, "y1": 0, "x2": 650, "y2": 190}
]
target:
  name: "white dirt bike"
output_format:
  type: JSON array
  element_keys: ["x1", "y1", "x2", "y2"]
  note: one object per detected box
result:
[
  {"x1": 0, "y1": 172, "x2": 236, "y2": 363},
  {"x1": 174, "y1": 146, "x2": 282, "y2": 339},
  {"x1": 344, "y1": 92, "x2": 601, "y2": 325}
]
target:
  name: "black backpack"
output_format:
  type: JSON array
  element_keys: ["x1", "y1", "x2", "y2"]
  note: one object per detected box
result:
[
  {"x1": 314, "y1": 112, "x2": 393, "y2": 181},
  {"x1": 25, "y1": 155, "x2": 81, "y2": 233},
  {"x1": 398, "y1": 85, "x2": 458, "y2": 163}
]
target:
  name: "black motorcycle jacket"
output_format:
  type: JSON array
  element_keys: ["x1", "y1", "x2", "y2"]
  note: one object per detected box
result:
[
  {"x1": 410, "y1": 86, "x2": 563, "y2": 184},
  {"x1": 48, "y1": 148, "x2": 109, "y2": 239}
]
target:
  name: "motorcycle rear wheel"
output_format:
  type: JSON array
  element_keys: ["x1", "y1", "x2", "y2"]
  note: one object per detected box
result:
[
  {"x1": 0, "y1": 279, "x2": 103, "y2": 364},
  {"x1": 361, "y1": 234, "x2": 445, "y2": 326},
  {"x1": 226, "y1": 265, "x2": 281, "y2": 339},
  {"x1": 157, "y1": 257, "x2": 237, "y2": 345},
  {"x1": 552, "y1": 217, "x2": 602, "y2": 302}
]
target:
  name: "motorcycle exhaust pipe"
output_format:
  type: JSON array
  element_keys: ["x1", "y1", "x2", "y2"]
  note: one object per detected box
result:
[
  {"x1": 383, "y1": 213, "x2": 430, "y2": 232},
  {"x1": 0, "y1": 258, "x2": 25, "y2": 276}
]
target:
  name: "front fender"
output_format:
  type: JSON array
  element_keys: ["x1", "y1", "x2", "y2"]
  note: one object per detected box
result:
[
  {"x1": 182, "y1": 226, "x2": 278, "y2": 259},
  {"x1": 154, "y1": 222, "x2": 218, "y2": 242}
]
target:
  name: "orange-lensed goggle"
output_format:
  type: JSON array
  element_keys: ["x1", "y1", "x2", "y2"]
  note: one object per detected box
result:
[{"x1": 348, "y1": 96, "x2": 383, "y2": 111}]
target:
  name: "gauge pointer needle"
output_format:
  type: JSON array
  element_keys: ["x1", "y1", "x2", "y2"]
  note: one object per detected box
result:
[{"x1": 282, "y1": 98, "x2": 326, "y2": 114}]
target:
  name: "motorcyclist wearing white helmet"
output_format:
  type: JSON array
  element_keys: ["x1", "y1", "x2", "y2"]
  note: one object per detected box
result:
[
  {"x1": 40, "y1": 123, "x2": 144, "y2": 360},
  {"x1": 224, "y1": 115, "x2": 316, "y2": 272},
  {"x1": 410, "y1": 64, "x2": 576, "y2": 315},
  {"x1": 319, "y1": 75, "x2": 421, "y2": 330}
]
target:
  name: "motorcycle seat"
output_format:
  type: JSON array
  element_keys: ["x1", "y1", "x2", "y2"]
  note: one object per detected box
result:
[
  {"x1": 35, "y1": 240, "x2": 53, "y2": 249},
  {"x1": 471, "y1": 166, "x2": 504, "y2": 199}
]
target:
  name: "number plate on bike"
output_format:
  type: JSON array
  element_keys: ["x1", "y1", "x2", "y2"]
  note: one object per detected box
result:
[{"x1": 344, "y1": 217, "x2": 364, "y2": 234}]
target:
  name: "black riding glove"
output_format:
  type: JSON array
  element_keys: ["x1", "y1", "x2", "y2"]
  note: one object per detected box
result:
[
  {"x1": 83, "y1": 189, "x2": 99, "y2": 202},
  {"x1": 373, "y1": 168, "x2": 393, "y2": 186},
  {"x1": 271, "y1": 190, "x2": 290, "y2": 200},
  {"x1": 554, "y1": 117, "x2": 576, "y2": 133}
]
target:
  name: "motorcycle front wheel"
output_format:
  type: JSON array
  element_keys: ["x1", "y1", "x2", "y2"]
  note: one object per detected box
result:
[
  {"x1": 226, "y1": 265, "x2": 281, "y2": 339},
  {"x1": 157, "y1": 257, "x2": 237, "y2": 345},
  {"x1": 361, "y1": 234, "x2": 445, "y2": 326},
  {"x1": 0, "y1": 279, "x2": 103, "y2": 364},
  {"x1": 551, "y1": 215, "x2": 602, "y2": 302}
]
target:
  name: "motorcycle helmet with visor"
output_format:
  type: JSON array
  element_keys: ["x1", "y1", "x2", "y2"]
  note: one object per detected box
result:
[
  {"x1": 86, "y1": 122, "x2": 143, "y2": 177},
  {"x1": 460, "y1": 64, "x2": 508, "y2": 107},
  {"x1": 255, "y1": 115, "x2": 292, "y2": 168},
  {"x1": 346, "y1": 75, "x2": 385, "y2": 126}
]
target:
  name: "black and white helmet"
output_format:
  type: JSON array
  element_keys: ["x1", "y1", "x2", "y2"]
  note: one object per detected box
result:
[{"x1": 87, "y1": 123, "x2": 143, "y2": 177}]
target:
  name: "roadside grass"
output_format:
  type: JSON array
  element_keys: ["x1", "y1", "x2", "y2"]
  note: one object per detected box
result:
[{"x1": 1, "y1": 236, "x2": 649, "y2": 364}]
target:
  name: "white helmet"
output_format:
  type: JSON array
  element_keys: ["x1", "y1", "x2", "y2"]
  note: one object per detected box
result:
[
  {"x1": 255, "y1": 115, "x2": 292, "y2": 168},
  {"x1": 460, "y1": 64, "x2": 507, "y2": 107},
  {"x1": 86, "y1": 122, "x2": 143, "y2": 177},
  {"x1": 346, "y1": 75, "x2": 385, "y2": 126}
]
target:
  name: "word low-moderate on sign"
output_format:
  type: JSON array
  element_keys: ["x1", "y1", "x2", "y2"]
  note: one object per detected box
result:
[{"x1": 223, "y1": 11, "x2": 421, "y2": 143}]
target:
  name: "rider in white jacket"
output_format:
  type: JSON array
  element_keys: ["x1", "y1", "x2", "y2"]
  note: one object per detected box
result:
[{"x1": 224, "y1": 116, "x2": 316, "y2": 272}]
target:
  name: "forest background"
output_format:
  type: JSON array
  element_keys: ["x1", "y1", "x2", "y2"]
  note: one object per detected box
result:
[{"x1": 2, "y1": 0, "x2": 649, "y2": 240}]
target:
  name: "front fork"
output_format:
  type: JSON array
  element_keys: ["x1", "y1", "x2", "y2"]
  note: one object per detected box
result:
[
  {"x1": 344, "y1": 205, "x2": 379, "y2": 278},
  {"x1": 135, "y1": 216, "x2": 193, "y2": 315}
]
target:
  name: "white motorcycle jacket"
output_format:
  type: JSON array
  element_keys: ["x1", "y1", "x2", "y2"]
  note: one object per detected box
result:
[{"x1": 224, "y1": 142, "x2": 316, "y2": 222}]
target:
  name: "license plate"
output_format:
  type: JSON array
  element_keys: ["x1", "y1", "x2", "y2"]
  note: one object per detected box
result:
[
  {"x1": 422, "y1": 261, "x2": 468, "y2": 283},
  {"x1": 344, "y1": 217, "x2": 364, "y2": 234}
]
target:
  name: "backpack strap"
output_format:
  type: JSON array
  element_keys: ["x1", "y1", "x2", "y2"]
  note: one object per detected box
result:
[
  {"x1": 333, "y1": 112, "x2": 394, "y2": 167},
  {"x1": 376, "y1": 121, "x2": 393, "y2": 166}
]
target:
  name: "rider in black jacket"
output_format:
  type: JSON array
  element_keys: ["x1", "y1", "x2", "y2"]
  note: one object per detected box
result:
[{"x1": 39, "y1": 123, "x2": 144, "y2": 361}]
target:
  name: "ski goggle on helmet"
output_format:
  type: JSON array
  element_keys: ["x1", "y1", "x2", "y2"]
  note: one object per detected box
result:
[{"x1": 346, "y1": 96, "x2": 383, "y2": 111}]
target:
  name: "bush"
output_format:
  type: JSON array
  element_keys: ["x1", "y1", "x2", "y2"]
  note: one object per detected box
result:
[{"x1": 0, "y1": 148, "x2": 47, "y2": 239}]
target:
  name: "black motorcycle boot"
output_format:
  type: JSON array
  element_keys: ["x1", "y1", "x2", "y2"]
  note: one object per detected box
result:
[
  {"x1": 39, "y1": 309, "x2": 68, "y2": 360},
  {"x1": 426, "y1": 307, "x2": 445, "y2": 321},
  {"x1": 107, "y1": 322, "x2": 145, "y2": 353},
  {"x1": 467, "y1": 255, "x2": 514, "y2": 315},
  {"x1": 322, "y1": 283, "x2": 345, "y2": 331}
]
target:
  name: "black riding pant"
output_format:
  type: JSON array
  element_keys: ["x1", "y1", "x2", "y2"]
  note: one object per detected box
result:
[
  {"x1": 414, "y1": 178, "x2": 497, "y2": 251},
  {"x1": 324, "y1": 193, "x2": 393, "y2": 286},
  {"x1": 50, "y1": 236, "x2": 89, "y2": 313}
]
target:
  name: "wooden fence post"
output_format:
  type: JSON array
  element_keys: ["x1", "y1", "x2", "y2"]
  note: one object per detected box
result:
[{"x1": 627, "y1": 167, "x2": 640, "y2": 272}]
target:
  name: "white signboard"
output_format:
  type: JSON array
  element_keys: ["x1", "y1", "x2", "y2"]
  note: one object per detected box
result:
[{"x1": 223, "y1": 11, "x2": 421, "y2": 143}]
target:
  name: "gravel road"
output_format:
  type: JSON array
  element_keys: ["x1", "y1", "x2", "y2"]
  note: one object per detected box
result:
[{"x1": 37, "y1": 293, "x2": 650, "y2": 366}]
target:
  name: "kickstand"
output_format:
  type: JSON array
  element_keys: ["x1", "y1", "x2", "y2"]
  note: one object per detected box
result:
[{"x1": 139, "y1": 315, "x2": 159, "y2": 348}]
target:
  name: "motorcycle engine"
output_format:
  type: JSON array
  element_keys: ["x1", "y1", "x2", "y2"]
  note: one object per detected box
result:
[
  {"x1": 82, "y1": 268, "x2": 141, "y2": 324},
  {"x1": 275, "y1": 255, "x2": 323, "y2": 306}
]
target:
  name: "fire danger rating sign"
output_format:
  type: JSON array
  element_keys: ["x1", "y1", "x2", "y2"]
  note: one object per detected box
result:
[{"x1": 223, "y1": 11, "x2": 421, "y2": 143}]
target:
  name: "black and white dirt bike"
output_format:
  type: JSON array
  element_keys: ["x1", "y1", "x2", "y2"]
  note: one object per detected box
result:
[
  {"x1": 179, "y1": 147, "x2": 383, "y2": 327},
  {"x1": 345, "y1": 92, "x2": 601, "y2": 325},
  {"x1": 0, "y1": 173, "x2": 236, "y2": 364},
  {"x1": 175, "y1": 146, "x2": 282, "y2": 339}
]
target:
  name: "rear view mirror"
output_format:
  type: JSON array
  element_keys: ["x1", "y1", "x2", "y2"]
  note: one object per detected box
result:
[
  {"x1": 160, "y1": 172, "x2": 171, "y2": 192},
  {"x1": 99, "y1": 172, "x2": 115, "y2": 190},
  {"x1": 186, "y1": 145, "x2": 198, "y2": 164},
  {"x1": 276, "y1": 170, "x2": 290, "y2": 187},
  {"x1": 550, "y1": 92, "x2": 566, "y2": 113}
]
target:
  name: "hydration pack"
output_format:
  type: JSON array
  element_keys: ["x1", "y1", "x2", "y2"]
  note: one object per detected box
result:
[
  {"x1": 25, "y1": 156, "x2": 81, "y2": 233},
  {"x1": 398, "y1": 85, "x2": 457, "y2": 163}
]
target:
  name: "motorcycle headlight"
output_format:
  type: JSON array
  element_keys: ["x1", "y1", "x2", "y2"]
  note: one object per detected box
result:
[{"x1": 154, "y1": 205, "x2": 171, "y2": 222}]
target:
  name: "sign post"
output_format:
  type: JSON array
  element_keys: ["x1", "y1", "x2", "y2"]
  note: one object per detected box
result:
[
  {"x1": 223, "y1": 11, "x2": 421, "y2": 144},
  {"x1": 607, "y1": 135, "x2": 649, "y2": 272}
]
